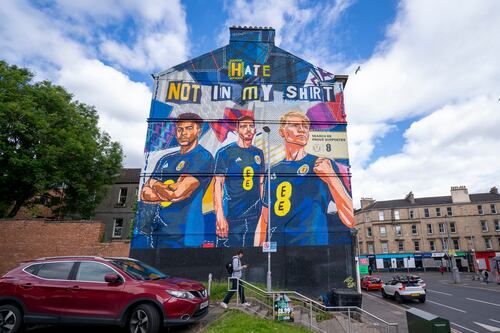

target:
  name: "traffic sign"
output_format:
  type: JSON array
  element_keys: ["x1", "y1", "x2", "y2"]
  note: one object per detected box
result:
[{"x1": 263, "y1": 242, "x2": 277, "y2": 252}]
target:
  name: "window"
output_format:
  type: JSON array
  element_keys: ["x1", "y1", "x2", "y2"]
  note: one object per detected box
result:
[
  {"x1": 436, "y1": 207, "x2": 441, "y2": 217},
  {"x1": 439, "y1": 223, "x2": 445, "y2": 234},
  {"x1": 378, "y1": 211, "x2": 385, "y2": 221},
  {"x1": 118, "y1": 187, "x2": 128, "y2": 205},
  {"x1": 491, "y1": 204, "x2": 497, "y2": 214},
  {"x1": 76, "y1": 262, "x2": 117, "y2": 282},
  {"x1": 380, "y1": 226, "x2": 387, "y2": 236},
  {"x1": 409, "y1": 209, "x2": 415, "y2": 219},
  {"x1": 485, "y1": 238, "x2": 492, "y2": 250},
  {"x1": 113, "y1": 218, "x2": 124, "y2": 238},
  {"x1": 424, "y1": 208, "x2": 430, "y2": 218},
  {"x1": 447, "y1": 207, "x2": 453, "y2": 216},
  {"x1": 411, "y1": 224, "x2": 418, "y2": 235},
  {"x1": 367, "y1": 243, "x2": 374, "y2": 254},
  {"x1": 37, "y1": 262, "x2": 74, "y2": 280},
  {"x1": 481, "y1": 220, "x2": 489, "y2": 232},
  {"x1": 398, "y1": 241, "x2": 404, "y2": 252},
  {"x1": 381, "y1": 242, "x2": 389, "y2": 253},
  {"x1": 450, "y1": 222, "x2": 456, "y2": 233},
  {"x1": 414, "y1": 241, "x2": 420, "y2": 251},
  {"x1": 366, "y1": 227, "x2": 372, "y2": 237},
  {"x1": 478, "y1": 205, "x2": 484, "y2": 215},
  {"x1": 427, "y1": 224, "x2": 433, "y2": 234},
  {"x1": 395, "y1": 225, "x2": 402, "y2": 236},
  {"x1": 365, "y1": 214, "x2": 371, "y2": 223},
  {"x1": 429, "y1": 240, "x2": 436, "y2": 251},
  {"x1": 453, "y1": 239, "x2": 460, "y2": 250},
  {"x1": 495, "y1": 220, "x2": 500, "y2": 232},
  {"x1": 394, "y1": 210, "x2": 400, "y2": 220},
  {"x1": 441, "y1": 239, "x2": 447, "y2": 250}
]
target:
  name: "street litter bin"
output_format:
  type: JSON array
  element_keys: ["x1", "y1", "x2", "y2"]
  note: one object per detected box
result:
[
  {"x1": 406, "y1": 307, "x2": 450, "y2": 333},
  {"x1": 328, "y1": 289, "x2": 362, "y2": 307}
]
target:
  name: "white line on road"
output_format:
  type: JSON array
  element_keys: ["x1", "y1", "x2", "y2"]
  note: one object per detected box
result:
[
  {"x1": 466, "y1": 298, "x2": 500, "y2": 307},
  {"x1": 427, "y1": 300, "x2": 467, "y2": 313},
  {"x1": 452, "y1": 322, "x2": 480, "y2": 333},
  {"x1": 474, "y1": 322, "x2": 500, "y2": 332},
  {"x1": 491, "y1": 319, "x2": 500, "y2": 325},
  {"x1": 427, "y1": 289, "x2": 452, "y2": 296}
]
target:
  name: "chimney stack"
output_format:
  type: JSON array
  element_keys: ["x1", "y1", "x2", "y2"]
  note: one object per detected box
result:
[
  {"x1": 450, "y1": 186, "x2": 470, "y2": 203},
  {"x1": 360, "y1": 198, "x2": 375, "y2": 209},
  {"x1": 405, "y1": 191, "x2": 415, "y2": 204},
  {"x1": 490, "y1": 186, "x2": 498, "y2": 194}
]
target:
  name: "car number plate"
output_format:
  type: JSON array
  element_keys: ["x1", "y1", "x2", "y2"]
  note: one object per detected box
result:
[
  {"x1": 200, "y1": 301, "x2": 209, "y2": 309},
  {"x1": 410, "y1": 293, "x2": 420, "y2": 296}
]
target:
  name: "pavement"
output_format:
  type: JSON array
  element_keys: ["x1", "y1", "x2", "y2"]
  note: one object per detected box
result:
[
  {"x1": 25, "y1": 304, "x2": 225, "y2": 333},
  {"x1": 360, "y1": 271, "x2": 500, "y2": 333}
]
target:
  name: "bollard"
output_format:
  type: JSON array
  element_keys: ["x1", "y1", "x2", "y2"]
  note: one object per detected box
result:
[{"x1": 207, "y1": 273, "x2": 212, "y2": 297}]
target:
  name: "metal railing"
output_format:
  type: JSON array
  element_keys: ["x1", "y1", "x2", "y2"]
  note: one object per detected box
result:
[{"x1": 226, "y1": 277, "x2": 399, "y2": 333}]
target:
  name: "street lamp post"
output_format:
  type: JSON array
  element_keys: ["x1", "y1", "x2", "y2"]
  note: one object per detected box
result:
[
  {"x1": 445, "y1": 215, "x2": 461, "y2": 283},
  {"x1": 263, "y1": 126, "x2": 272, "y2": 292}
]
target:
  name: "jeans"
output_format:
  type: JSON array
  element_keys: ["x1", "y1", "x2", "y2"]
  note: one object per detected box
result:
[{"x1": 223, "y1": 278, "x2": 245, "y2": 304}]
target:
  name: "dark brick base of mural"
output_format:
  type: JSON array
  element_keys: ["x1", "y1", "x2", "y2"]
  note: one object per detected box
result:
[{"x1": 131, "y1": 243, "x2": 355, "y2": 298}]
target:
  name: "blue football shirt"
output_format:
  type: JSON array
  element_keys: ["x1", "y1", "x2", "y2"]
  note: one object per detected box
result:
[
  {"x1": 151, "y1": 144, "x2": 214, "y2": 247},
  {"x1": 214, "y1": 142, "x2": 265, "y2": 219},
  {"x1": 263, "y1": 154, "x2": 334, "y2": 246}
]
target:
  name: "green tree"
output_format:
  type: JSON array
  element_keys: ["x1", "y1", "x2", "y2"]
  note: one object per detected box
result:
[{"x1": 0, "y1": 60, "x2": 123, "y2": 218}]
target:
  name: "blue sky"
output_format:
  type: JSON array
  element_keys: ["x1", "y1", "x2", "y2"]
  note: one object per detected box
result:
[{"x1": 1, "y1": 0, "x2": 499, "y2": 205}]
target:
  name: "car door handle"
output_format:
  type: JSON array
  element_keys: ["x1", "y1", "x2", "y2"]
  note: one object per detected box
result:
[
  {"x1": 67, "y1": 286, "x2": 80, "y2": 291},
  {"x1": 20, "y1": 283, "x2": 33, "y2": 289}
]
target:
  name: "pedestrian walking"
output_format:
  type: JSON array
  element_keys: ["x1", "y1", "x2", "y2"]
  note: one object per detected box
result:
[
  {"x1": 439, "y1": 266, "x2": 445, "y2": 275},
  {"x1": 368, "y1": 264, "x2": 373, "y2": 276},
  {"x1": 221, "y1": 250, "x2": 250, "y2": 308},
  {"x1": 483, "y1": 270, "x2": 489, "y2": 284}
]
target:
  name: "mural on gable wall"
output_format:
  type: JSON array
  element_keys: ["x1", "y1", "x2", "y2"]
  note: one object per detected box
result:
[{"x1": 132, "y1": 27, "x2": 354, "y2": 249}]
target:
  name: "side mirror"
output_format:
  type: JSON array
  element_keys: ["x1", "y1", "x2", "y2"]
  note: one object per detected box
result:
[{"x1": 105, "y1": 273, "x2": 121, "y2": 284}]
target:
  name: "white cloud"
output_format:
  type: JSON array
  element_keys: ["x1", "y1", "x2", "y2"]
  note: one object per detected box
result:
[
  {"x1": 0, "y1": 0, "x2": 189, "y2": 166},
  {"x1": 347, "y1": 0, "x2": 500, "y2": 206}
]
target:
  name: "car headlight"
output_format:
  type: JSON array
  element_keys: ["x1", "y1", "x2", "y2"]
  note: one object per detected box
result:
[{"x1": 166, "y1": 290, "x2": 195, "y2": 300}]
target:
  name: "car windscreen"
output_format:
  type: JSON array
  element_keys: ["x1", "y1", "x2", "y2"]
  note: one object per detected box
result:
[
  {"x1": 370, "y1": 278, "x2": 381, "y2": 283},
  {"x1": 110, "y1": 259, "x2": 169, "y2": 281}
]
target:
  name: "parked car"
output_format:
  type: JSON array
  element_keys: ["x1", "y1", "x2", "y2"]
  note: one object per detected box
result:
[
  {"x1": 381, "y1": 278, "x2": 426, "y2": 303},
  {"x1": 360, "y1": 276, "x2": 383, "y2": 291},
  {"x1": 393, "y1": 274, "x2": 426, "y2": 290},
  {"x1": 0, "y1": 256, "x2": 209, "y2": 333}
]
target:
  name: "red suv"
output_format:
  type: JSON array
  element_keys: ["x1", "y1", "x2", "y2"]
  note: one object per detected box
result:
[{"x1": 0, "y1": 256, "x2": 209, "y2": 333}]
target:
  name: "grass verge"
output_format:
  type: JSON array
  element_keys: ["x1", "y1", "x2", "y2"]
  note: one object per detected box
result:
[{"x1": 202, "y1": 309, "x2": 312, "y2": 333}]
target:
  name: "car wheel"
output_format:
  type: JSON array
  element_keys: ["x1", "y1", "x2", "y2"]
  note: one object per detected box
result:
[
  {"x1": 381, "y1": 289, "x2": 387, "y2": 298},
  {"x1": 419, "y1": 296, "x2": 426, "y2": 303},
  {"x1": 395, "y1": 292, "x2": 403, "y2": 304},
  {"x1": 0, "y1": 304, "x2": 23, "y2": 333},
  {"x1": 128, "y1": 304, "x2": 160, "y2": 333}
]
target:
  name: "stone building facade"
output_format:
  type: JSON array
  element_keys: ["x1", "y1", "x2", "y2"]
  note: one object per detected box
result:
[
  {"x1": 355, "y1": 186, "x2": 500, "y2": 271},
  {"x1": 93, "y1": 168, "x2": 140, "y2": 241}
]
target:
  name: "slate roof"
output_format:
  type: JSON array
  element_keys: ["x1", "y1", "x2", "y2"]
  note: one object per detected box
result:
[
  {"x1": 116, "y1": 168, "x2": 140, "y2": 184},
  {"x1": 361, "y1": 192, "x2": 500, "y2": 211}
]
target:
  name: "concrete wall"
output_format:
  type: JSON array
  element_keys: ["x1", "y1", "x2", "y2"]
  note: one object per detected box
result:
[{"x1": 0, "y1": 219, "x2": 130, "y2": 275}]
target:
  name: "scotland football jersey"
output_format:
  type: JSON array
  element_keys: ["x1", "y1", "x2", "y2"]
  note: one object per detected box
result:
[
  {"x1": 214, "y1": 142, "x2": 265, "y2": 219},
  {"x1": 151, "y1": 144, "x2": 214, "y2": 248},
  {"x1": 264, "y1": 154, "x2": 334, "y2": 246}
]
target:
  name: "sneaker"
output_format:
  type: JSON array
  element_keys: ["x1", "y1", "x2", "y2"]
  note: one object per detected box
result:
[
  {"x1": 243, "y1": 302, "x2": 251, "y2": 307},
  {"x1": 220, "y1": 302, "x2": 228, "y2": 309}
]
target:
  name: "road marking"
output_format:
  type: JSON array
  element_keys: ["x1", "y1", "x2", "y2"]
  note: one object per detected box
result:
[
  {"x1": 427, "y1": 289, "x2": 452, "y2": 296},
  {"x1": 427, "y1": 300, "x2": 466, "y2": 313},
  {"x1": 466, "y1": 298, "x2": 500, "y2": 307},
  {"x1": 452, "y1": 322, "x2": 480, "y2": 333},
  {"x1": 491, "y1": 319, "x2": 500, "y2": 324},
  {"x1": 474, "y1": 322, "x2": 500, "y2": 332}
]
